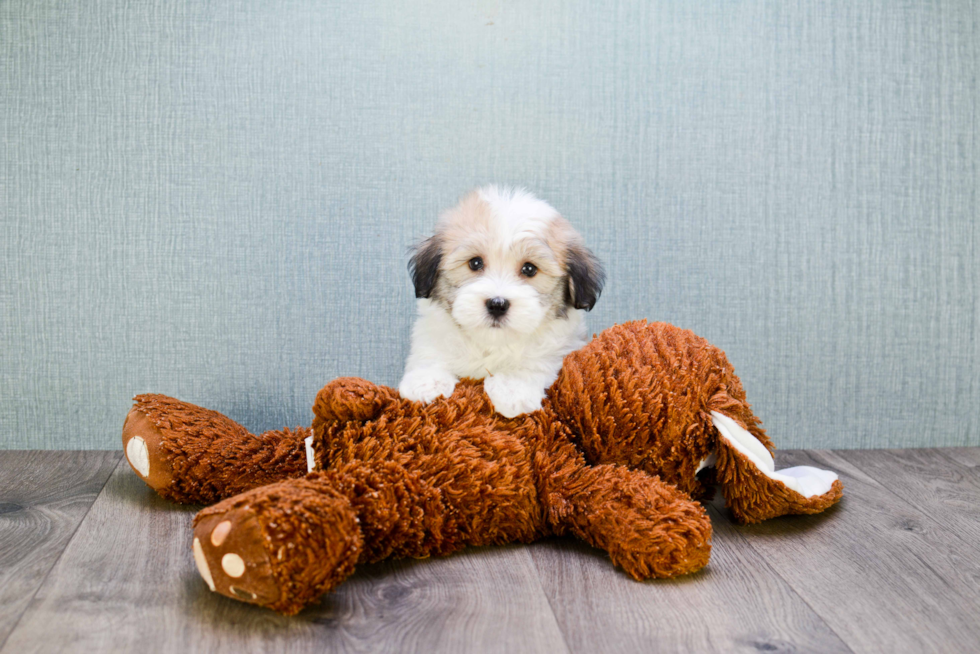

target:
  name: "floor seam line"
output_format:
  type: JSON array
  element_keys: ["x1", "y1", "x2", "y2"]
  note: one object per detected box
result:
[
  {"x1": 706, "y1": 498, "x2": 857, "y2": 654},
  {"x1": 527, "y1": 545, "x2": 575, "y2": 654},
  {"x1": 0, "y1": 452, "x2": 123, "y2": 653},
  {"x1": 932, "y1": 447, "x2": 980, "y2": 479},
  {"x1": 835, "y1": 449, "x2": 980, "y2": 574}
]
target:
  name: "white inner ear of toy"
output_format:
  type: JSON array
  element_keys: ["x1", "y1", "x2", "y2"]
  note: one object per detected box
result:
[{"x1": 710, "y1": 411, "x2": 838, "y2": 498}]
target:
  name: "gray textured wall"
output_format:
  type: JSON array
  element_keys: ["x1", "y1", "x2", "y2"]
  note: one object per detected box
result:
[{"x1": 1, "y1": 0, "x2": 977, "y2": 450}]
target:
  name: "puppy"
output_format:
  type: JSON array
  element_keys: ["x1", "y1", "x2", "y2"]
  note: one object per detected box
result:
[{"x1": 399, "y1": 186, "x2": 604, "y2": 418}]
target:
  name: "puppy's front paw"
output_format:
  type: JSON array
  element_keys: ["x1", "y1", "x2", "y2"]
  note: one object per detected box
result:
[
  {"x1": 484, "y1": 375, "x2": 545, "y2": 418},
  {"x1": 399, "y1": 368, "x2": 459, "y2": 404}
]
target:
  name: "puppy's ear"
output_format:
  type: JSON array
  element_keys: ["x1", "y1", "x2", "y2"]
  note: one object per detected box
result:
[
  {"x1": 408, "y1": 236, "x2": 442, "y2": 299},
  {"x1": 564, "y1": 244, "x2": 605, "y2": 311}
]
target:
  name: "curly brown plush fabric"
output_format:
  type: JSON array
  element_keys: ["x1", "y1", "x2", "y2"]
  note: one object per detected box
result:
[
  {"x1": 714, "y1": 443, "x2": 844, "y2": 524},
  {"x1": 550, "y1": 320, "x2": 773, "y2": 500},
  {"x1": 121, "y1": 321, "x2": 842, "y2": 615},
  {"x1": 122, "y1": 394, "x2": 308, "y2": 504}
]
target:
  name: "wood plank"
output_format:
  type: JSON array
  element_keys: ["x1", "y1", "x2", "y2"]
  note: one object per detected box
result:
[
  {"x1": 727, "y1": 449, "x2": 980, "y2": 654},
  {"x1": 838, "y1": 448, "x2": 980, "y2": 549},
  {"x1": 0, "y1": 451, "x2": 120, "y2": 648},
  {"x1": 2, "y1": 459, "x2": 568, "y2": 654},
  {"x1": 315, "y1": 546, "x2": 569, "y2": 654},
  {"x1": 529, "y1": 505, "x2": 852, "y2": 653},
  {"x1": 939, "y1": 447, "x2": 980, "y2": 470}
]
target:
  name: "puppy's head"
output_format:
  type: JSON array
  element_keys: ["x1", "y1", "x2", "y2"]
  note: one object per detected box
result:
[{"x1": 409, "y1": 186, "x2": 604, "y2": 338}]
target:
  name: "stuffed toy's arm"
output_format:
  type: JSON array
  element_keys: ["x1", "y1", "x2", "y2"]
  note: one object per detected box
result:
[
  {"x1": 547, "y1": 462, "x2": 713, "y2": 579},
  {"x1": 313, "y1": 376, "x2": 401, "y2": 424}
]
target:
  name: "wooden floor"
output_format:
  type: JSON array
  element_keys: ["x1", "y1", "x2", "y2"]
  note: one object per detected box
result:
[{"x1": 2, "y1": 449, "x2": 980, "y2": 653}]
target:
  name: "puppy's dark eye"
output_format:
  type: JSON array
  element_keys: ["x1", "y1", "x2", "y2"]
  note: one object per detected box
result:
[
  {"x1": 521, "y1": 262, "x2": 537, "y2": 277},
  {"x1": 468, "y1": 257, "x2": 484, "y2": 271}
]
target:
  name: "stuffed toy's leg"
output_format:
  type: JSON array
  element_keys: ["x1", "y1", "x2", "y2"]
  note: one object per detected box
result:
[
  {"x1": 710, "y1": 412, "x2": 843, "y2": 524},
  {"x1": 122, "y1": 394, "x2": 308, "y2": 504},
  {"x1": 188, "y1": 455, "x2": 472, "y2": 615},
  {"x1": 552, "y1": 463, "x2": 713, "y2": 579}
]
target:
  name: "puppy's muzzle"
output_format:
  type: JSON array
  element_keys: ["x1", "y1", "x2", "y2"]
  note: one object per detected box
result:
[{"x1": 486, "y1": 297, "x2": 510, "y2": 319}]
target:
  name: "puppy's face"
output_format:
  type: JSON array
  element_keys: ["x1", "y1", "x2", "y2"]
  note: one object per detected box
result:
[{"x1": 410, "y1": 187, "x2": 604, "y2": 339}]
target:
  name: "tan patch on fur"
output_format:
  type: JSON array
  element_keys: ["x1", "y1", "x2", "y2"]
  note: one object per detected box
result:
[
  {"x1": 436, "y1": 191, "x2": 497, "y2": 265},
  {"x1": 431, "y1": 190, "x2": 580, "y2": 302}
]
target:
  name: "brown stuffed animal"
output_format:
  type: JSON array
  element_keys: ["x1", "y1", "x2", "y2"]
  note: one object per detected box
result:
[{"x1": 121, "y1": 321, "x2": 842, "y2": 615}]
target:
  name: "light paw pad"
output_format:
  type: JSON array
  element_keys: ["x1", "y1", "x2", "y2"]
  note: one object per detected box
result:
[
  {"x1": 221, "y1": 553, "x2": 245, "y2": 577},
  {"x1": 192, "y1": 537, "x2": 215, "y2": 591},
  {"x1": 125, "y1": 436, "x2": 150, "y2": 477},
  {"x1": 210, "y1": 520, "x2": 231, "y2": 546}
]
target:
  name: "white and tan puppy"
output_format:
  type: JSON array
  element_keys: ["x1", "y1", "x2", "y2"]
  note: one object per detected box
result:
[{"x1": 399, "y1": 186, "x2": 604, "y2": 418}]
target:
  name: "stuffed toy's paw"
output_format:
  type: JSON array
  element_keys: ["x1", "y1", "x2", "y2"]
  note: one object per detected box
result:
[
  {"x1": 191, "y1": 475, "x2": 363, "y2": 615},
  {"x1": 313, "y1": 376, "x2": 401, "y2": 424},
  {"x1": 122, "y1": 405, "x2": 177, "y2": 495}
]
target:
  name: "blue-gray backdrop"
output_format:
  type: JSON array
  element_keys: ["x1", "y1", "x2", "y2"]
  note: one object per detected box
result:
[{"x1": 1, "y1": 0, "x2": 977, "y2": 449}]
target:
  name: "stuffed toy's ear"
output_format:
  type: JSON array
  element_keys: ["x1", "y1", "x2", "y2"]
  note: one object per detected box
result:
[
  {"x1": 408, "y1": 236, "x2": 442, "y2": 299},
  {"x1": 313, "y1": 377, "x2": 398, "y2": 424},
  {"x1": 710, "y1": 411, "x2": 843, "y2": 523},
  {"x1": 564, "y1": 243, "x2": 605, "y2": 311}
]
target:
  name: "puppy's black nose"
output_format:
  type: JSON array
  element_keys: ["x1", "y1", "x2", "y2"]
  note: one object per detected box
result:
[{"x1": 486, "y1": 297, "x2": 510, "y2": 318}]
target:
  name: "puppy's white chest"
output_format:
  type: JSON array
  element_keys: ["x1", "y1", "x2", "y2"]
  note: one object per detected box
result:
[{"x1": 452, "y1": 338, "x2": 525, "y2": 378}]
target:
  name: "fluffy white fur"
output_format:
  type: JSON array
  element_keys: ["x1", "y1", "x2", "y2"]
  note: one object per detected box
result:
[
  {"x1": 400, "y1": 295, "x2": 587, "y2": 416},
  {"x1": 399, "y1": 186, "x2": 603, "y2": 418}
]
